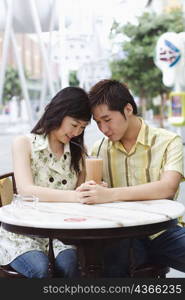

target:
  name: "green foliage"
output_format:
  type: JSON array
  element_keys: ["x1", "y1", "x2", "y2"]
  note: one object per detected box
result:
[
  {"x1": 69, "y1": 70, "x2": 80, "y2": 87},
  {"x1": 2, "y1": 66, "x2": 22, "y2": 103},
  {"x1": 110, "y1": 9, "x2": 185, "y2": 101}
]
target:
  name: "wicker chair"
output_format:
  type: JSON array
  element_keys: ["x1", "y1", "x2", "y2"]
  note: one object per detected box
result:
[
  {"x1": 0, "y1": 172, "x2": 25, "y2": 278},
  {"x1": 0, "y1": 172, "x2": 17, "y2": 207}
]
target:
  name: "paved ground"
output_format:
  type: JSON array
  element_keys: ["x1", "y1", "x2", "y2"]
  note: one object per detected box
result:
[{"x1": 0, "y1": 120, "x2": 185, "y2": 278}]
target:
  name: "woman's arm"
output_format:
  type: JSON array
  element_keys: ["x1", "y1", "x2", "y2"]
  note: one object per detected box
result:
[{"x1": 12, "y1": 136, "x2": 79, "y2": 202}]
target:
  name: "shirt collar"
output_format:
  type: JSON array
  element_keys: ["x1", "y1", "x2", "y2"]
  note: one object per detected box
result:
[
  {"x1": 135, "y1": 117, "x2": 150, "y2": 147},
  {"x1": 112, "y1": 117, "x2": 151, "y2": 152},
  {"x1": 33, "y1": 134, "x2": 70, "y2": 154}
]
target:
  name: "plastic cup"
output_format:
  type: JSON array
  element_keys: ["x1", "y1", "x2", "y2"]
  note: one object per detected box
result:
[
  {"x1": 11, "y1": 194, "x2": 22, "y2": 209},
  {"x1": 85, "y1": 156, "x2": 103, "y2": 184},
  {"x1": 21, "y1": 195, "x2": 39, "y2": 209}
]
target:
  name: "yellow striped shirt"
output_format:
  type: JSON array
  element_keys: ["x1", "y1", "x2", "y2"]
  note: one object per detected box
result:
[{"x1": 92, "y1": 118, "x2": 184, "y2": 237}]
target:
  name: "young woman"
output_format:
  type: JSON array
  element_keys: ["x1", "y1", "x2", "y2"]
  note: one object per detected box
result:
[{"x1": 0, "y1": 86, "x2": 91, "y2": 278}]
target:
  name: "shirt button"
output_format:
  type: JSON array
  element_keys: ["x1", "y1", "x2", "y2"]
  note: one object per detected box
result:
[
  {"x1": 62, "y1": 179, "x2": 67, "y2": 185},
  {"x1": 49, "y1": 177, "x2": 54, "y2": 182},
  {"x1": 64, "y1": 154, "x2": 67, "y2": 160}
]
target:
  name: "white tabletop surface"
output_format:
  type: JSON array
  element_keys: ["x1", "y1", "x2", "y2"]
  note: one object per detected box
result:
[{"x1": 0, "y1": 200, "x2": 184, "y2": 229}]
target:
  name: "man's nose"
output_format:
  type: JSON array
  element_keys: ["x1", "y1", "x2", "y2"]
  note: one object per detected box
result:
[{"x1": 100, "y1": 123, "x2": 109, "y2": 134}]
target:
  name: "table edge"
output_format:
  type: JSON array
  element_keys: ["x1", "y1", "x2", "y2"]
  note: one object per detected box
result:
[{"x1": 1, "y1": 219, "x2": 178, "y2": 240}]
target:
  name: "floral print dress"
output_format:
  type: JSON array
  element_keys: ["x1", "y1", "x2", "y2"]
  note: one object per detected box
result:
[{"x1": 0, "y1": 134, "x2": 79, "y2": 265}]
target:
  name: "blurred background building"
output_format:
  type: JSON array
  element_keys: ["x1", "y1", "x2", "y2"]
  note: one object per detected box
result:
[
  {"x1": 0, "y1": 0, "x2": 185, "y2": 120},
  {"x1": 0, "y1": 0, "x2": 185, "y2": 278},
  {"x1": 0, "y1": 0, "x2": 185, "y2": 128}
]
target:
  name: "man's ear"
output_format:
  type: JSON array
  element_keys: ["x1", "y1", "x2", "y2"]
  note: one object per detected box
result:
[{"x1": 123, "y1": 103, "x2": 133, "y2": 116}]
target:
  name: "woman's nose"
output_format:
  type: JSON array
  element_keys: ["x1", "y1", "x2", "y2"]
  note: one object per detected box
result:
[{"x1": 73, "y1": 127, "x2": 82, "y2": 137}]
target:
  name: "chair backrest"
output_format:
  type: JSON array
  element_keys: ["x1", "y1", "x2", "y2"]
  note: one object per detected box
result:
[{"x1": 0, "y1": 172, "x2": 17, "y2": 207}]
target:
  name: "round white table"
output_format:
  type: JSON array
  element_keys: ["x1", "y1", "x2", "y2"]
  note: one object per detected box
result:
[{"x1": 0, "y1": 200, "x2": 184, "y2": 277}]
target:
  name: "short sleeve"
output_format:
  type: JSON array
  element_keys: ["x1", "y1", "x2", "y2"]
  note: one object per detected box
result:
[{"x1": 163, "y1": 135, "x2": 184, "y2": 177}]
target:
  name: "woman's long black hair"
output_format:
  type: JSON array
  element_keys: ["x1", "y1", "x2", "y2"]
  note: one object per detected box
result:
[{"x1": 31, "y1": 87, "x2": 91, "y2": 174}]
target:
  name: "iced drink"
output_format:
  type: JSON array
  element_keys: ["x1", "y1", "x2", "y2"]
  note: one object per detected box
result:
[{"x1": 85, "y1": 156, "x2": 103, "y2": 184}]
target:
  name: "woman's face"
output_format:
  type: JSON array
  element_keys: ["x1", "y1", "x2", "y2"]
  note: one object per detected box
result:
[{"x1": 52, "y1": 116, "x2": 89, "y2": 144}]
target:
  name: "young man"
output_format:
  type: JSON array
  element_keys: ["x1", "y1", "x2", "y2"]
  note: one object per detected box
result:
[{"x1": 78, "y1": 79, "x2": 185, "y2": 277}]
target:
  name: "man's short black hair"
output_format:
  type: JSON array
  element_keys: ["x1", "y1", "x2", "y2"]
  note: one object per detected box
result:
[{"x1": 89, "y1": 79, "x2": 137, "y2": 115}]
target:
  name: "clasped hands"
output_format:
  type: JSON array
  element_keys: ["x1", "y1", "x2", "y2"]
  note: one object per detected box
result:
[{"x1": 76, "y1": 180, "x2": 111, "y2": 204}]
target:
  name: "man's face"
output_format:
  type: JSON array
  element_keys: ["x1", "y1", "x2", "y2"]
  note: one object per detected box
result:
[{"x1": 92, "y1": 104, "x2": 130, "y2": 142}]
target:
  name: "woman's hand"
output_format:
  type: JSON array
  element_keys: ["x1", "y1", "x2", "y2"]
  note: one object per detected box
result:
[
  {"x1": 76, "y1": 181, "x2": 112, "y2": 204},
  {"x1": 76, "y1": 180, "x2": 108, "y2": 190}
]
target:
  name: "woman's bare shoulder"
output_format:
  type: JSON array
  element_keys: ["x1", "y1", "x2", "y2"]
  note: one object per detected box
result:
[{"x1": 12, "y1": 135, "x2": 31, "y2": 150}]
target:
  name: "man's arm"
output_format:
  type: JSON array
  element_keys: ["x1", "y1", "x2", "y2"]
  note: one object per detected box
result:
[
  {"x1": 110, "y1": 170, "x2": 182, "y2": 201},
  {"x1": 77, "y1": 170, "x2": 182, "y2": 204}
]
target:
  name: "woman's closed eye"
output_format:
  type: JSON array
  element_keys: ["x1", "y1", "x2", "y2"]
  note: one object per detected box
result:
[{"x1": 72, "y1": 124, "x2": 86, "y2": 130}]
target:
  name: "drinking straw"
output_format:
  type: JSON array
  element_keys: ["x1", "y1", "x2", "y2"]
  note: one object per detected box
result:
[{"x1": 96, "y1": 137, "x2": 105, "y2": 157}]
